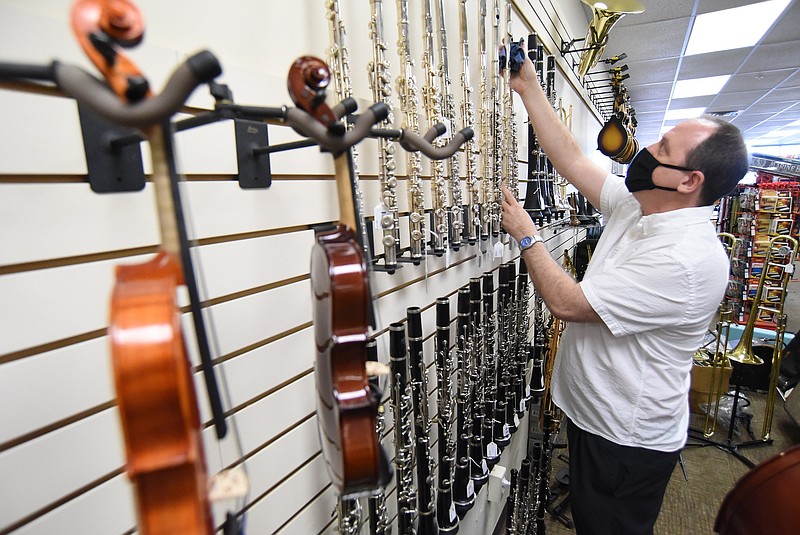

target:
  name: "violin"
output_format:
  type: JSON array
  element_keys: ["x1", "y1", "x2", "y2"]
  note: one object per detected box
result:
[
  {"x1": 288, "y1": 55, "x2": 392, "y2": 496},
  {"x1": 715, "y1": 443, "x2": 800, "y2": 535},
  {"x1": 69, "y1": 1, "x2": 225, "y2": 532}
]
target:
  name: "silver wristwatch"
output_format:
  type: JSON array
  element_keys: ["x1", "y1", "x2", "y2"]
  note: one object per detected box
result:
[{"x1": 519, "y1": 234, "x2": 543, "y2": 251}]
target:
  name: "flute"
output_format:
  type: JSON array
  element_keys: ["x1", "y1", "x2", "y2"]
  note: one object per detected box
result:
[{"x1": 459, "y1": 0, "x2": 481, "y2": 244}]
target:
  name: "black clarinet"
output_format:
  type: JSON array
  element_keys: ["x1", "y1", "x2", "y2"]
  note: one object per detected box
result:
[
  {"x1": 502, "y1": 262, "x2": 520, "y2": 435},
  {"x1": 535, "y1": 42, "x2": 554, "y2": 223},
  {"x1": 506, "y1": 468, "x2": 519, "y2": 535},
  {"x1": 467, "y1": 278, "x2": 489, "y2": 490},
  {"x1": 407, "y1": 307, "x2": 439, "y2": 535},
  {"x1": 545, "y1": 54, "x2": 562, "y2": 220},
  {"x1": 522, "y1": 33, "x2": 546, "y2": 225},
  {"x1": 367, "y1": 339, "x2": 390, "y2": 535},
  {"x1": 435, "y1": 298, "x2": 459, "y2": 534},
  {"x1": 515, "y1": 259, "x2": 532, "y2": 416},
  {"x1": 390, "y1": 323, "x2": 417, "y2": 535},
  {"x1": 482, "y1": 272, "x2": 503, "y2": 465},
  {"x1": 452, "y1": 287, "x2": 476, "y2": 516},
  {"x1": 494, "y1": 264, "x2": 513, "y2": 444}
]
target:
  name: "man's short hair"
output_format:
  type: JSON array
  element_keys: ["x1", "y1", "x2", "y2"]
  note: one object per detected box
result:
[{"x1": 684, "y1": 115, "x2": 749, "y2": 206}]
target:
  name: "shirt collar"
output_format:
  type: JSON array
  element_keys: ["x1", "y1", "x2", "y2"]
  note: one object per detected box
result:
[{"x1": 638, "y1": 205, "x2": 715, "y2": 236}]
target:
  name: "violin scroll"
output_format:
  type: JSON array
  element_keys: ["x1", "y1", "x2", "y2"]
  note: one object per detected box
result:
[{"x1": 71, "y1": 0, "x2": 149, "y2": 102}]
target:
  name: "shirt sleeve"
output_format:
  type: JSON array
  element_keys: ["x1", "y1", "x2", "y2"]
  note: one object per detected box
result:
[
  {"x1": 580, "y1": 251, "x2": 691, "y2": 337},
  {"x1": 599, "y1": 174, "x2": 629, "y2": 217}
]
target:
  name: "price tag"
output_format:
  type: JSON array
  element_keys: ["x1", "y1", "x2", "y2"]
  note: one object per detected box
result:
[
  {"x1": 467, "y1": 479, "x2": 475, "y2": 497},
  {"x1": 450, "y1": 503, "x2": 457, "y2": 522},
  {"x1": 494, "y1": 240, "x2": 504, "y2": 259},
  {"x1": 487, "y1": 441, "x2": 499, "y2": 457},
  {"x1": 208, "y1": 466, "x2": 249, "y2": 501},
  {"x1": 513, "y1": 414, "x2": 520, "y2": 428},
  {"x1": 786, "y1": 263, "x2": 794, "y2": 274},
  {"x1": 503, "y1": 423, "x2": 510, "y2": 437}
]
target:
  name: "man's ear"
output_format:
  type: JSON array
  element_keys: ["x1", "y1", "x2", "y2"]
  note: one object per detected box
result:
[{"x1": 679, "y1": 170, "x2": 704, "y2": 194}]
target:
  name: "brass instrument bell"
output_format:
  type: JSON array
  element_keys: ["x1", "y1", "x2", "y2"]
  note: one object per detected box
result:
[{"x1": 578, "y1": 0, "x2": 644, "y2": 79}]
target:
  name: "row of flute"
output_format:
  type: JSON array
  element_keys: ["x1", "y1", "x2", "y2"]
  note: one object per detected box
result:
[
  {"x1": 343, "y1": 257, "x2": 565, "y2": 535},
  {"x1": 325, "y1": 0, "x2": 575, "y2": 273}
]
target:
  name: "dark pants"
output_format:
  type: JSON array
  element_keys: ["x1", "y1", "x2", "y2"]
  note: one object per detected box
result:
[{"x1": 567, "y1": 420, "x2": 679, "y2": 535}]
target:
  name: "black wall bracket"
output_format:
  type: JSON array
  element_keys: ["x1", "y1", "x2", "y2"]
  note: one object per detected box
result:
[{"x1": 77, "y1": 103, "x2": 145, "y2": 193}]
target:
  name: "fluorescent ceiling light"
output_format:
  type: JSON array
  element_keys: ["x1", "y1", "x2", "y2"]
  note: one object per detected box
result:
[
  {"x1": 758, "y1": 129, "x2": 800, "y2": 139},
  {"x1": 664, "y1": 107, "x2": 706, "y2": 121},
  {"x1": 685, "y1": 0, "x2": 791, "y2": 56},
  {"x1": 672, "y1": 75, "x2": 730, "y2": 99}
]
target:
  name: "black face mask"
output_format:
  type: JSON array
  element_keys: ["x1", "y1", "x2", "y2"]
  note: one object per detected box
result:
[{"x1": 625, "y1": 148, "x2": 694, "y2": 193}]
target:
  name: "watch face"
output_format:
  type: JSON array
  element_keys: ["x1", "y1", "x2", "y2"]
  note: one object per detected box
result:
[{"x1": 520, "y1": 236, "x2": 532, "y2": 247}]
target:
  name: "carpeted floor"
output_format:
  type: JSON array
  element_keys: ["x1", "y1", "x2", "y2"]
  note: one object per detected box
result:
[{"x1": 541, "y1": 374, "x2": 800, "y2": 535}]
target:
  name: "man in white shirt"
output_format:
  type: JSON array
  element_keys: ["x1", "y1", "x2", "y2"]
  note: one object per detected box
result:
[{"x1": 501, "y1": 51, "x2": 748, "y2": 534}]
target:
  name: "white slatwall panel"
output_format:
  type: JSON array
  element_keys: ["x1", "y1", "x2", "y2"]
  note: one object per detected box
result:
[{"x1": 0, "y1": 1, "x2": 605, "y2": 533}]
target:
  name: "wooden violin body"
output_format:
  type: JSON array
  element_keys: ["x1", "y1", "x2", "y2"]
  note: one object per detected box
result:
[
  {"x1": 715, "y1": 443, "x2": 800, "y2": 535},
  {"x1": 110, "y1": 251, "x2": 214, "y2": 535},
  {"x1": 311, "y1": 223, "x2": 382, "y2": 495}
]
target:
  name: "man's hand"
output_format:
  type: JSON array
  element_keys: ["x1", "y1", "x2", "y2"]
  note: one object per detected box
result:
[
  {"x1": 501, "y1": 185, "x2": 538, "y2": 243},
  {"x1": 509, "y1": 50, "x2": 537, "y2": 99}
]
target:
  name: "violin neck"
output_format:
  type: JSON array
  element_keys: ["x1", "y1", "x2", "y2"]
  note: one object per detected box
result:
[
  {"x1": 149, "y1": 126, "x2": 183, "y2": 259},
  {"x1": 334, "y1": 150, "x2": 360, "y2": 239}
]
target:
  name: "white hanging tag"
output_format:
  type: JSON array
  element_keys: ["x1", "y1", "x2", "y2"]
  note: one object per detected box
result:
[
  {"x1": 494, "y1": 240, "x2": 504, "y2": 259},
  {"x1": 449, "y1": 503, "x2": 457, "y2": 522},
  {"x1": 487, "y1": 441, "x2": 499, "y2": 457},
  {"x1": 467, "y1": 479, "x2": 475, "y2": 497},
  {"x1": 445, "y1": 245, "x2": 451, "y2": 268},
  {"x1": 209, "y1": 466, "x2": 249, "y2": 501},
  {"x1": 785, "y1": 263, "x2": 794, "y2": 274}
]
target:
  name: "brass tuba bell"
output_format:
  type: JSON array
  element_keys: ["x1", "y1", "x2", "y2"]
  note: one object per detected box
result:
[{"x1": 578, "y1": 0, "x2": 644, "y2": 79}]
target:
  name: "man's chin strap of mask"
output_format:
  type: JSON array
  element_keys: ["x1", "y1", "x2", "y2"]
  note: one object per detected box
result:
[{"x1": 625, "y1": 147, "x2": 695, "y2": 193}]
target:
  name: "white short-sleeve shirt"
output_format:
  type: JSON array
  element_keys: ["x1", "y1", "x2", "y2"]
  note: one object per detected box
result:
[{"x1": 551, "y1": 174, "x2": 729, "y2": 452}]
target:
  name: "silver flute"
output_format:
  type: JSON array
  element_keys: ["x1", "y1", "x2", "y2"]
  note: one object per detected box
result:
[
  {"x1": 434, "y1": 0, "x2": 465, "y2": 250},
  {"x1": 459, "y1": 0, "x2": 481, "y2": 244},
  {"x1": 478, "y1": 0, "x2": 493, "y2": 241},
  {"x1": 421, "y1": 0, "x2": 449, "y2": 255},
  {"x1": 395, "y1": 0, "x2": 427, "y2": 263},
  {"x1": 490, "y1": 0, "x2": 503, "y2": 237},
  {"x1": 368, "y1": 0, "x2": 400, "y2": 271},
  {"x1": 325, "y1": 0, "x2": 372, "y2": 262},
  {"x1": 503, "y1": 0, "x2": 519, "y2": 200}
]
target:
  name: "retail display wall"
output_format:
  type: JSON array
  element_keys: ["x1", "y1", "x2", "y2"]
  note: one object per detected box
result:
[{"x1": 0, "y1": 1, "x2": 605, "y2": 533}]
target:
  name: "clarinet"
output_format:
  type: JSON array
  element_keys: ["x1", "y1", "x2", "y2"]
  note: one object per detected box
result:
[
  {"x1": 538, "y1": 52, "x2": 556, "y2": 221},
  {"x1": 452, "y1": 287, "x2": 476, "y2": 516},
  {"x1": 433, "y1": 0, "x2": 464, "y2": 251},
  {"x1": 481, "y1": 272, "x2": 502, "y2": 465},
  {"x1": 390, "y1": 323, "x2": 417, "y2": 535},
  {"x1": 478, "y1": 0, "x2": 492, "y2": 241},
  {"x1": 395, "y1": 0, "x2": 426, "y2": 263},
  {"x1": 458, "y1": 0, "x2": 481, "y2": 244},
  {"x1": 435, "y1": 298, "x2": 459, "y2": 534},
  {"x1": 493, "y1": 265, "x2": 512, "y2": 447},
  {"x1": 506, "y1": 468, "x2": 519, "y2": 535},
  {"x1": 368, "y1": 0, "x2": 400, "y2": 271},
  {"x1": 367, "y1": 339, "x2": 390, "y2": 535},
  {"x1": 545, "y1": 55, "x2": 567, "y2": 219},
  {"x1": 502, "y1": 262, "x2": 520, "y2": 435},
  {"x1": 522, "y1": 33, "x2": 544, "y2": 224},
  {"x1": 325, "y1": 0, "x2": 372, "y2": 259},
  {"x1": 407, "y1": 307, "x2": 439, "y2": 534},
  {"x1": 515, "y1": 261, "x2": 532, "y2": 416},
  {"x1": 420, "y1": 0, "x2": 448, "y2": 255},
  {"x1": 467, "y1": 278, "x2": 489, "y2": 489}
]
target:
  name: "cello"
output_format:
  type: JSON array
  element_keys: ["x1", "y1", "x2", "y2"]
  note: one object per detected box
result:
[
  {"x1": 70, "y1": 1, "x2": 227, "y2": 532},
  {"x1": 715, "y1": 443, "x2": 800, "y2": 535}
]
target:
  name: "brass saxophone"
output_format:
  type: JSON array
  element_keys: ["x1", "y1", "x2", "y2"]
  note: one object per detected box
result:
[
  {"x1": 421, "y1": 0, "x2": 449, "y2": 254},
  {"x1": 395, "y1": 0, "x2": 426, "y2": 263},
  {"x1": 434, "y1": 0, "x2": 464, "y2": 250},
  {"x1": 368, "y1": 0, "x2": 400, "y2": 271},
  {"x1": 459, "y1": 0, "x2": 481, "y2": 244}
]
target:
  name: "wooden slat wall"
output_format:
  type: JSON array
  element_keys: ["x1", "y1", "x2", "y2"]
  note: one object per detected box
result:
[{"x1": 0, "y1": 1, "x2": 604, "y2": 533}]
